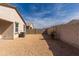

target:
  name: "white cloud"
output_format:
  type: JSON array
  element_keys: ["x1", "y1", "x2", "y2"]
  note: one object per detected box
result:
[
  {"x1": 63, "y1": 11, "x2": 79, "y2": 23},
  {"x1": 30, "y1": 4, "x2": 67, "y2": 19},
  {"x1": 25, "y1": 16, "x2": 66, "y2": 29},
  {"x1": 25, "y1": 4, "x2": 79, "y2": 29},
  {"x1": 25, "y1": 4, "x2": 69, "y2": 29},
  {"x1": 70, "y1": 12, "x2": 79, "y2": 19}
]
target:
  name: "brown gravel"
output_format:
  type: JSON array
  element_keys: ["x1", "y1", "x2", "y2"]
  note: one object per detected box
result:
[{"x1": 0, "y1": 34, "x2": 53, "y2": 56}]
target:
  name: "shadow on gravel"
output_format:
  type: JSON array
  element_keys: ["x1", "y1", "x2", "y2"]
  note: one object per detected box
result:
[{"x1": 42, "y1": 30, "x2": 79, "y2": 56}]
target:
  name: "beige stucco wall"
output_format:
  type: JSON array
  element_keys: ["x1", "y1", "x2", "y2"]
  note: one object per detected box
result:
[
  {"x1": 0, "y1": 19, "x2": 14, "y2": 40},
  {"x1": 2, "y1": 23, "x2": 14, "y2": 40},
  {"x1": 0, "y1": 5, "x2": 25, "y2": 39},
  {"x1": 55, "y1": 23, "x2": 79, "y2": 48}
]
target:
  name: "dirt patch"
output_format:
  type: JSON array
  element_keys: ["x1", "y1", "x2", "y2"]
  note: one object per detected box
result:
[{"x1": 0, "y1": 34, "x2": 53, "y2": 56}]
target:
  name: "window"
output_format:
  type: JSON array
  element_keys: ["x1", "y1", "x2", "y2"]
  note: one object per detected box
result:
[
  {"x1": 24, "y1": 25, "x2": 26, "y2": 32},
  {"x1": 15, "y1": 22, "x2": 19, "y2": 33}
]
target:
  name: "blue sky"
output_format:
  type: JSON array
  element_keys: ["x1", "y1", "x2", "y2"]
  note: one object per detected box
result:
[{"x1": 11, "y1": 3, "x2": 79, "y2": 29}]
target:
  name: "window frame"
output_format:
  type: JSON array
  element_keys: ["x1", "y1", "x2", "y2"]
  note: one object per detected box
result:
[{"x1": 15, "y1": 22, "x2": 19, "y2": 33}]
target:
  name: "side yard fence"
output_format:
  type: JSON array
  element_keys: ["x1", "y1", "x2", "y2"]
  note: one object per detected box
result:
[{"x1": 26, "y1": 29, "x2": 44, "y2": 34}]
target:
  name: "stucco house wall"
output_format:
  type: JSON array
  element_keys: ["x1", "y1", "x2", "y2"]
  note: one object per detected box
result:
[
  {"x1": 0, "y1": 4, "x2": 26, "y2": 39},
  {"x1": 2, "y1": 23, "x2": 14, "y2": 40},
  {"x1": 0, "y1": 19, "x2": 14, "y2": 40}
]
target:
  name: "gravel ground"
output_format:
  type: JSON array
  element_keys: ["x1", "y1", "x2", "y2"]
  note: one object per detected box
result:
[{"x1": 0, "y1": 34, "x2": 53, "y2": 56}]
